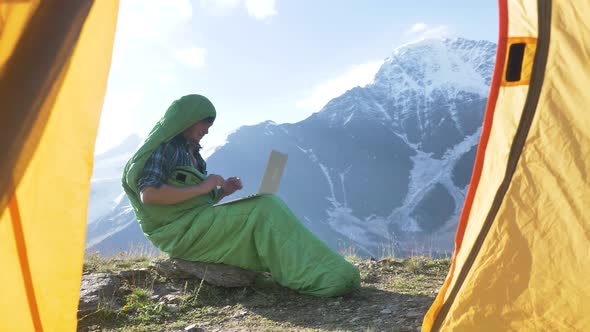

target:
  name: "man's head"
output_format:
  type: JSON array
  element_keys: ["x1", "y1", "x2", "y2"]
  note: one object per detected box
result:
[{"x1": 182, "y1": 116, "x2": 214, "y2": 145}]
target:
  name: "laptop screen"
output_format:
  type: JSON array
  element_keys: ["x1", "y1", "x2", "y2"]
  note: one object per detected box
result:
[{"x1": 258, "y1": 150, "x2": 288, "y2": 194}]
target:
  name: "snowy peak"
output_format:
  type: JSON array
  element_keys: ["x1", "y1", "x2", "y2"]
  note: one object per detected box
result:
[
  {"x1": 442, "y1": 38, "x2": 496, "y2": 85},
  {"x1": 374, "y1": 38, "x2": 496, "y2": 97},
  {"x1": 313, "y1": 38, "x2": 495, "y2": 151}
]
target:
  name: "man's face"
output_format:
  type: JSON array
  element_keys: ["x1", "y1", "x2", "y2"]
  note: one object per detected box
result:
[{"x1": 182, "y1": 119, "x2": 212, "y2": 144}]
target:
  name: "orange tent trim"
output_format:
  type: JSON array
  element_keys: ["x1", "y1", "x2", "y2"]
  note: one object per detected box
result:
[
  {"x1": 9, "y1": 194, "x2": 43, "y2": 332},
  {"x1": 421, "y1": 0, "x2": 509, "y2": 329}
]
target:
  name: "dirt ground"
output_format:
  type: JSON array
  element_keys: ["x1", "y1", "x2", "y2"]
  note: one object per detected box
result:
[{"x1": 79, "y1": 257, "x2": 449, "y2": 332}]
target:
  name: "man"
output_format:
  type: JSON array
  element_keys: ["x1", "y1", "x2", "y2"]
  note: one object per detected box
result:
[
  {"x1": 122, "y1": 94, "x2": 360, "y2": 296},
  {"x1": 138, "y1": 116, "x2": 242, "y2": 205}
]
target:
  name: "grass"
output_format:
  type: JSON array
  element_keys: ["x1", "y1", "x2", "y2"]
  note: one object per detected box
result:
[
  {"x1": 78, "y1": 252, "x2": 451, "y2": 332},
  {"x1": 83, "y1": 244, "x2": 164, "y2": 273},
  {"x1": 339, "y1": 244, "x2": 361, "y2": 262},
  {"x1": 122, "y1": 288, "x2": 172, "y2": 324}
]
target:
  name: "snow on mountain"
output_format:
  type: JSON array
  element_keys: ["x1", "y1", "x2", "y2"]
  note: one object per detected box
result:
[
  {"x1": 87, "y1": 134, "x2": 141, "y2": 225},
  {"x1": 376, "y1": 38, "x2": 493, "y2": 97}
]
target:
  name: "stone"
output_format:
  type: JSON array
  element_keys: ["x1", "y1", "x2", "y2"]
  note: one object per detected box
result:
[
  {"x1": 232, "y1": 309, "x2": 249, "y2": 318},
  {"x1": 78, "y1": 273, "x2": 122, "y2": 314},
  {"x1": 388, "y1": 303, "x2": 401, "y2": 312},
  {"x1": 151, "y1": 257, "x2": 258, "y2": 287},
  {"x1": 152, "y1": 283, "x2": 181, "y2": 297},
  {"x1": 166, "y1": 303, "x2": 179, "y2": 312},
  {"x1": 184, "y1": 324, "x2": 203, "y2": 332},
  {"x1": 161, "y1": 294, "x2": 181, "y2": 303},
  {"x1": 117, "y1": 268, "x2": 150, "y2": 285},
  {"x1": 405, "y1": 310, "x2": 422, "y2": 318}
]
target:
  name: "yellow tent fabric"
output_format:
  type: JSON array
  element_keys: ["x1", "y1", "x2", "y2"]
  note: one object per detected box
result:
[
  {"x1": 423, "y1": 0, "x2": 590, "y2": 331},
  {"x1": 0, "y1": 1, "x2": 118, "y2": 331},
  {"x1": 2, "y1": 0, "x2": 588, "y2": 331}
]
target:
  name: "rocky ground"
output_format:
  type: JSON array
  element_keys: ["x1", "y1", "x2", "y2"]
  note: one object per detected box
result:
[{"x1": 78, "y1": 253, "x2": 450, "y2": 332}]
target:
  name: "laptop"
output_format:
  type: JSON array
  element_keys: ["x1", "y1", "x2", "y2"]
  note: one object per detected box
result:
[{"x1": 213, "y1": 150, "x2": 288, "y2": 206}]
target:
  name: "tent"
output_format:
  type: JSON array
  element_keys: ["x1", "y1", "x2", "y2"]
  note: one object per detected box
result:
[
  {"x1": 422, "y1": 0, "x2": 590, "y2": 330},
  {"x1": 1, "y1": 0, "x2": 589, "y2": 331},
  {"x1": 0, "y1": 1, "x2": 119, "y2": 331}
]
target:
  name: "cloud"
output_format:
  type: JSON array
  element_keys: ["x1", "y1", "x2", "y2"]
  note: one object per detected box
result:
[
  {"x1": 296, "y1": 60, "x2": 382, "y2": 111},
  {"x1": 245, "y1": 0, "x2": 278, "y2": 20},
  {"x1": 408, "y1": 23, "x2": 428, "y2": 34},
  {"x1": 405, "y1": 23, "x2": 452, "y2": 39},
  {"x1": 173, "y1": 46, "x2": 208, "y2": 69},
  {"x1": 200, "y1": 0, "x2": 278, "y2": 20},
  {"x1": 96, "y1": 89, "x2": 146, "y2": 154},
  {"x1": 199, "y1": 0, "x2": 242, "y2": 15},
  {"x1": 116, "y1": 0, "x2": 193, "y2": 42}
]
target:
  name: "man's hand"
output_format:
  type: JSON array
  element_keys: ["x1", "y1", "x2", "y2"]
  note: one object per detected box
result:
[
  {"x1": 221, "y1": 176, "x2": 243, "y2": 196},
  {"x1": 141, "y1": 174, "x2": 225, "y2": 205},
  {"x1": 205, "y1": 174, "x2": 225, "y2": 190}
]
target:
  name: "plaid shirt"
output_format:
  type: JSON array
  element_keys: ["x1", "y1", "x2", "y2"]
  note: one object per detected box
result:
[{"x1": 138, "y1": 135, "x2": 207, "y2": 192}]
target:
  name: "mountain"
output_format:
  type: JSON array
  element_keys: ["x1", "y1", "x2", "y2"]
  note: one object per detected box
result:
[
  {"x1": 86, "y1": 134, "x2": 155, "y2": 255},
  {"x1": 88, "y1": 134, "x2": 141, "y2": 225},
  {"x1": 86, "y1": 38, "x2": 496, "y2": 257}
]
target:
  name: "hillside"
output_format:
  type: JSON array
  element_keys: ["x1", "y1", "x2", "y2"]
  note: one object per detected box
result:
[{"x1": 78, "y1": 254, "x2": 450, "y2": 331}]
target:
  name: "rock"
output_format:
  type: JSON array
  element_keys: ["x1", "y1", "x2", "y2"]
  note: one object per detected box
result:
[
  {"x1": 152, "y1": 283, "x2": 181, "y2": 297},
  {"x1": 151, "y1": 257, "x2": 259, "y2": 287},
  {"x1": 116, "y1": 268, "x2": 150, "y2": 285},
  {"x1": 166, "y1": 303, "x2": 179, "y2": 312},
  {"x1": 184, "y1": 324, "x2": 203, "y2": 332},
  {"x1": 161, "y1": 294, "x2": 181, "y2": 304},
  {"x1": 78, "y1": 273, "x2": 122, "y2": 314},
  {"x1": 232, "y1": 309, "x2": 248, "y2": 318},
  {"x1": 380, "y1": 308, "x2": 392, "y2": 314},
  {"x1": 405, "y1": 310, "x2": 423, "y2": 318},
  {"x1": 378, "y1": 258, "x2": 404, "y2": 267},
  {"x1": 388, "y1": 303, "x2": 400, "y2": 312},
  {"x1": 349, "y1": 317, "x2": 361, "y2": 323},
  {"x1": 150, "y1": 258, "x2": 193, "y2": 279}
]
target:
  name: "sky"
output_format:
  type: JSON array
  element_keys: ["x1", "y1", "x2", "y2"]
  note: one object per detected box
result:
[{"x1": 94, "y1": 0, "x2": 498, "y2": 155}]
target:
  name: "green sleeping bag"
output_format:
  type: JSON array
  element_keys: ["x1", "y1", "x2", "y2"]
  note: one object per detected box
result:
[{"x1": 122, "y1": 94, "x2": 360, "y2": 296}]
